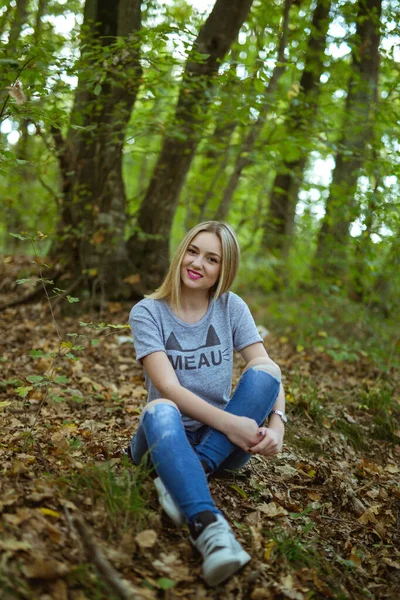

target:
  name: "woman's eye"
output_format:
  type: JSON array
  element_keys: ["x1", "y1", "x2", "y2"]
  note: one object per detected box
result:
[
  {"x1": 208, "y1": 257, "x2": 217, "y2": 263},
  {"x1": 188, "y1": 248, "x2": 196, "y2": 254}
]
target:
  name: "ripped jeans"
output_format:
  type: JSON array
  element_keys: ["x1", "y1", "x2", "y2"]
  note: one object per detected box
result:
[{"x1": 129, "y1": 365, "x2": 281, "y2": 521}]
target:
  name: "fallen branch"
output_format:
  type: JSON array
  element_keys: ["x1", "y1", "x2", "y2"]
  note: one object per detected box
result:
[{"x1": 72, "y1": 515, "x2": 139, "y2": 600}]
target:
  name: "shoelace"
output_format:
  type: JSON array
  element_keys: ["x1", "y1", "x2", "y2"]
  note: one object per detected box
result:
[{"x1": 197, "y1": 520, "x2": 233, "y2": 556}]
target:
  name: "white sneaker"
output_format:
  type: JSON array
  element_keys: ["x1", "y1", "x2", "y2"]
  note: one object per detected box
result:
[
  {"x1": 190, "y1": 512, "x2": 251, "y2": 586},
  {"x1": 154, "y1": 477, "x2": 185, "y2": 527}
]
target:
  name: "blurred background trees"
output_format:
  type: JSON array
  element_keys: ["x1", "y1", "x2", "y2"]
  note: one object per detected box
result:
[{"x1": 1, "y1": 0, "x2": 399, "y2": 327}]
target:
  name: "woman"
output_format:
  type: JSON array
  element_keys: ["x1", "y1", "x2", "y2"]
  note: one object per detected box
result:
[{"x1": 128, "y1": 221, "x2": 286, "y2": 586}]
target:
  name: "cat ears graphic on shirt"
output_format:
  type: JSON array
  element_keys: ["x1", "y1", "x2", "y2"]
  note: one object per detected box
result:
[{"x1": 166, "y1": 325, "x2": 221, "y2": 352}]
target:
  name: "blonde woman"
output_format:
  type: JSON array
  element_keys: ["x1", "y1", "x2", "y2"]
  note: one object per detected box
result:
[{"x1": 127, "y1": 221, "x2": 286, "y2": 586}]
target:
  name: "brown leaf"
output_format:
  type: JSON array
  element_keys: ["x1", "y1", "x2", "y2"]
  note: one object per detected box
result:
[
  {"x1": 259, "y1": 502, "x2": 288, "y2": 518},
  {"x1": 0, "y1": 539, "x2": 32, "y2": 552},
  {"x1": 123, "y1": 273, "x2": 141, "y2": 285},
  {"x1": 23, "y1": 557, "x2": 69, "y2": 580},
  {"x1": 153, "y1": 552, "x2": 191, "y2": 581},
  {"x1": 135, "y1": 529, "x2": 157, "y2": 549},
  {"x1": 358, "y1": 504, "x2": 380, "y2": 525}
]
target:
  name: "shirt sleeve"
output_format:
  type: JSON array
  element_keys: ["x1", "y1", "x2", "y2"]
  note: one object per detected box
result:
[
  {"x1": 229, "y1": 293, "x2": 263, "y2": 352},
  {"x1": 129, "y1": 301, "x2": 166, "y2": 361}
]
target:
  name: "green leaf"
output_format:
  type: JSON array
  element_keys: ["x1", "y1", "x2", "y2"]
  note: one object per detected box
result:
[
  {"x1": 16, "y1": 386, "x2": 33, "y2": 397},
  {"x1": 9, "y1": 232, "x2": 29, "y2": 241},
  {"x1": 16, "y1": 278, "x2": 35, "y2": 285},
  {"x1": 91, "y1": 338, "x2": 100, "y2": 346},
  {"x1": 156, "y1": 578, "x2": 176, "y2": 590},
  {"x1": 94, "y1": 83, "x2": 102, "y2": 95},
  {"x1": 26, "y1": 375, "x2": 44, "y2": 383},
  {"x1": 229, "y1": 484, "x2": 247, "y2": 499},
  {"x1": 29, "y1": 349, "x2": 44, "y2": 358},
  {"x1": 55, "y1": 375, "x2": 69, "y2": 384},
  {"x1": 67, "y1": 295, "x2": 80, "y2": 303},
  {"x1": 51, "y1": 395, "x2": 65, "y2": 403},
  {"x1": 0, "y1": 58, "x2": 20, "y2": 67}
]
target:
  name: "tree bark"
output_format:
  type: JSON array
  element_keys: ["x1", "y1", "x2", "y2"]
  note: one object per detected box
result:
[
  {"x1": 52, "y1": 0, "x2": 142, "y2": 300},
  {"x1": 314, "y1": 0, "x2": 382, "y2": 276},
  {"x1": 262, "y1": 0, "x2": 332, "y2": 258},
  {"x1": 6, "y1": 0, "x2": 29, "y2": 53},
  {"x1": 213, "y1": 0, "x2": 292, "y2": 222},
  {"x1": 127, "y1": 0, "x2": 254, "y2": 290}
]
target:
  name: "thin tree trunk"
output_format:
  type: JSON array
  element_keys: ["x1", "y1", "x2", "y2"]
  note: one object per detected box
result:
[
  {"x1": 52, "y1": 0, "x2": 142, "y2": 300},
  {"x1": 315, "y1": 0, "x2": 382, "y2": 276},
  {"x1": 213, "y1": 0, "x2": 292, "y2": 222},
  {"x1": 127, "y1": 0, "x2": 254, "y2": 290},
  {"x1": 262, "y1": 0, "x2": 332, "y2": 258},
  {"x1": 0, "y1": 3, "x2": 13, "y2": 39},
  {"x1": 6, "y1": 0, "x2": 29, "y2": 52}
]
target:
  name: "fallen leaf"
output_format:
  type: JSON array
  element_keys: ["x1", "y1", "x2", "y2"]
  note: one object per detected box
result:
[
  {"x1": 349, "y1": 546, "x2": 362, "y2": 567},
  {"x1": 39, "y1": 507, "x2": 61, "y2": 519},
  {"x1": 358, "y1": 504, "x2": 380, "y2": 525},
  {"x1": 383, "y1": 558, "x2": 400, "y2": 569},
  {"x1": 135, "y1": 529, "x2": 157, "y2": 549},
  {"x1": 259, "y1": 502, "x2": 288, "y2": 518},
  {"x1": 280, "y1": 573, "x2": 305, "y2": 599},
  {"x1": 23, "y1": 557, "x2": 69, "y2": 580},
  {"x1": 0, "y1": 539, "x2": 32, "y2": 552},
  {"x1": 307, "y1": 491, "x2": 322, "y2": 501},
  {"x1": 264, "y1": 539, "x2": 277, "y2": 560},
  {"x1": 123, "y1": 274, "x2": 141, "y2": 285},
  {"x1": 152, "y1": 552, "x2": 191, "y2": 582},
  {"x1": 385, "y1": 463, "x2": 399, "y2": 474}
]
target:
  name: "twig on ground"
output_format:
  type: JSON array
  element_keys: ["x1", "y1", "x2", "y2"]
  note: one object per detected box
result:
[{"x1": 72, "y1": 514, "x2": 139, "y2": 600}]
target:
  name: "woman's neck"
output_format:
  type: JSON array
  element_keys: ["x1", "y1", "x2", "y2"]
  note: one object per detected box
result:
[{"x1": 172, "y1": 288, "x2": 210, "y2": 323}]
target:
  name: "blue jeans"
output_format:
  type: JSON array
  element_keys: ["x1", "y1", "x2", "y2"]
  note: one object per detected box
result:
[{"x1": 129, "y1": 366, "x2": 280, "y2": 521}]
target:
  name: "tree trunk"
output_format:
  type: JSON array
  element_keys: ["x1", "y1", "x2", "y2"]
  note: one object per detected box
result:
[
  {"x1": 314, "y1": 0, "x2": 382, "y2": 276},
  {"x1": 52, "y1": 0, "x2": 142, "y2": 300},
  {"x1": 6, "y1": 0, "x2": 29, "y2": 52},
  {"x1": 127, "y1": 0, "x2": 254, "y2": 290},
  {"x1": 213, "y1": 0, "x2": 292, "y2": 222},
  {"x1": 262, "y1": 0, "x2": 332, "y2": 258}
]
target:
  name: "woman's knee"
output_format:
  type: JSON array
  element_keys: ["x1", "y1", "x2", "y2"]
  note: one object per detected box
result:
[
  {"x1": 142, "y1": 398, "x2": 180, "y2": 415},
  {"x1": 243, "y1": 357, "x2": 281, "y2": 382}
]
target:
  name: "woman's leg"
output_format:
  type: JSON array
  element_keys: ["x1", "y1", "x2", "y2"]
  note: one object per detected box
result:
[
  {"x1": 134, "y1": 399, "x2": 219, "y2": 521},
  {"x1": 194, "y1": 359, "x2": 281, "y2": 474}
]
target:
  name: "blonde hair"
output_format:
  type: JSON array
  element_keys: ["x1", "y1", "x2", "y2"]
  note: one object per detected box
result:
[{"x1": 148, "y1": 221, "x2": 240, "y2": 311}]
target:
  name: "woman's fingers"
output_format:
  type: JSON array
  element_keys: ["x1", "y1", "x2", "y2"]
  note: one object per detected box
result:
[{"x1": 249, "y1": 428, "x2": 282, "y2": 456}]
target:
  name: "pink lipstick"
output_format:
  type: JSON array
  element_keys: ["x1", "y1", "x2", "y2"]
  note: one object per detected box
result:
[{"x1": 187, "y1": 269, "x2": 202, "y2": 280}]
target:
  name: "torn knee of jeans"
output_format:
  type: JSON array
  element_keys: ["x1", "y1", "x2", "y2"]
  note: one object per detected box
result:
[
  {"x1": 143, "y1": 400, "x2": 180, "y2": 416},
  {"x1": 251, "y1": 362, "x2": 281, "y2": 382}
]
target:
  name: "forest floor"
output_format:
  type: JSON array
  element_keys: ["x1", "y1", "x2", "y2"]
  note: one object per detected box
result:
[{"x1": 1, "y1": 256, "x2": 400, "y2": 600}]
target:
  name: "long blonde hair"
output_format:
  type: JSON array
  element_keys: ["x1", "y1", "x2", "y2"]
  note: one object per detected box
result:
[{"x1": 148, "y1": 221, "x2": 240, "y2": 311}]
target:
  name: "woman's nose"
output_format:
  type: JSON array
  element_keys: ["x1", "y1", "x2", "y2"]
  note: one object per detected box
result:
[{"x1": 191, "y1": 255, "x2": 203, "y2": 270}]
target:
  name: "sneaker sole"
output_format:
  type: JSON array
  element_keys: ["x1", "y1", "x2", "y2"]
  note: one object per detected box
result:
[
  {"x1": 154, "y1": 477, "x2": 185, "y2": 527},
  {"x1": 203, "y1": 549, "x2": 251, "y2": 586}
]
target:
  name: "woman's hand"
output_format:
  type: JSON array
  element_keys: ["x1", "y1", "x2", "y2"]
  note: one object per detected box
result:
[
  {"x1": 225, "y1": 415, "x2": 262, "y2": 451},
  {"x1": 248, "y1": 427, "x2": 283, "y2": 457}
]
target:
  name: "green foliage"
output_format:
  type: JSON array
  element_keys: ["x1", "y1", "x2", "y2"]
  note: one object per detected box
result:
[
  {"x1": 246, "y1": 287, "x2": 399, "y2": 373},
  {"x1": 268, "y1": 525, "x2": 317, "y2": 568},
  {"x1": 61, "y1": 460, "x2": 150, "y2": 536}
]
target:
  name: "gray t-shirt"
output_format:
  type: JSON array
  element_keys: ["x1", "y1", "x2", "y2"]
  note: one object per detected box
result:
[{"x1": 129, "y1": 292, "x2": 262, "y2": 431}]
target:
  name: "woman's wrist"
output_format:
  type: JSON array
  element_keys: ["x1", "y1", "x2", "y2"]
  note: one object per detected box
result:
[{"x1": 268, "y1": 414, "x2": 285, "y2": 435}]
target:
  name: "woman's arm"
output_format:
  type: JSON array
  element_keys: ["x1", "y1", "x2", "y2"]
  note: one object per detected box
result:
[
  {"x1": 240, "y1": 342, "x2": 286, "y2": 457},
  {"x1": 142, "y1": 351, "x2": 261, "y2": 450}
]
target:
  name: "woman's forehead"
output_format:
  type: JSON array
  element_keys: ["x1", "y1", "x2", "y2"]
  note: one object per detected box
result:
[{"x1": 190, "y1": 231, "x2": 222, "y2": 254}]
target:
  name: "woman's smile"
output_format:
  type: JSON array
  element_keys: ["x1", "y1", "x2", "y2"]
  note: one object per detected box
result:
[{"x1": 187, "y1": 269, "x2": 203, "y2": 280}]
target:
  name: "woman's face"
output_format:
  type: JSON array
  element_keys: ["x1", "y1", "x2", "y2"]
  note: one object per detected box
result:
[{"x1": 180, "y1": 231, "x2": 222, "y2": 293}]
